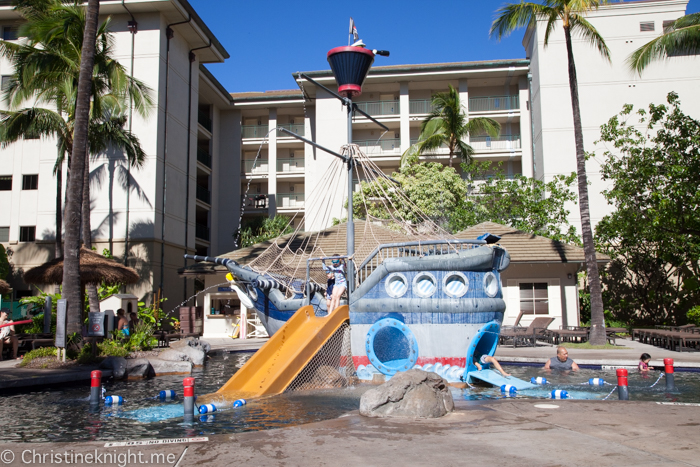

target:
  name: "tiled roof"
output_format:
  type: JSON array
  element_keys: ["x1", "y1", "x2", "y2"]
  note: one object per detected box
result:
[{"x1": 454, "y1": 222, "x2": 609, "y2": 264}]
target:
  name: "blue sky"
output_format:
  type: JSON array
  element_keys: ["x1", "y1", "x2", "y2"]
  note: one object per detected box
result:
[{"x1": 192, "y1": 0, "x2": 700, "y2": 93}]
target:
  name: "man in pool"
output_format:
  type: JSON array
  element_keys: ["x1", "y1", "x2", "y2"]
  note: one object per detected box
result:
[{"x1": 544, "y1": 346, "x2": 580, "y2": 371}]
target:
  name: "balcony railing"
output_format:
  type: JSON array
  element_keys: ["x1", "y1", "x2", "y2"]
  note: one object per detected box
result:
[
  {"x1": 277, "y1": 123, "x2": 305, "y2": 136},
  {"x1": 470, "y1": 135, "x2": 521, "y2": 151},
  {"x1": 241, "y1": 193, "x2": 269, "y2": 209},
  {"x1": 198, "y1": 111, "x2": 212, "y2": 132},
  {"x1": 355, "y1": 138, "x2": 401, "y2": 155},
  {"x1": 409, "y1": 99, "x2": 434, "y2": 114},
  {"x1": 195, "y1": 223, "x2": 209, "y2": 241},
  {"x1": 242, "y1": 125, "x2": 269, "y2": 139},
  {"x1": 196, "y1": 185, "x2": 211, "y2": 204},
  {"x1": 277, "y1": 158, "x2": 304, "y2": 173},
  {"x1": 468, "y1": 95, "x2": 519, "y2": 112},
  {"x1": 354, "y1": 100, "x2": 400, "y2": 116},
  {"x1": 197, "y1": 149, "x2": 211, "y2": 168},
  {"x1": 242, "y1": 159, "x2": 269, "y2": 174},
  {"x1": 277, "y1": 193, "x2": 305, "y2": 209}
]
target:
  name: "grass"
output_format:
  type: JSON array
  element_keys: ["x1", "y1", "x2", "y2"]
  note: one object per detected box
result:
[{"x1": 560, "y1": 342, "x2": 631, "y2": 350}]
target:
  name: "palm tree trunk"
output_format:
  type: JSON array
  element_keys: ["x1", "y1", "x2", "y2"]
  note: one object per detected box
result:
[
  {"x1": 82, "y1": 154, "x2": 101, "y2": 314},
  {"x1": 564, "y1": 26, "x2": 606, "y2": 345},
  {"x1": 62, "y1": 0, "x2": 100, "y2": 334},
  {"x1": 55, "y1": 164, "x2": 62, "y2": 258}
]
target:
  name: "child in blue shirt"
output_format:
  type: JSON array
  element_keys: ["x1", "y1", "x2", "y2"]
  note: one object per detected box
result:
[{"x1": 322, "y1": 254, "x2": 353, "y2": 312}]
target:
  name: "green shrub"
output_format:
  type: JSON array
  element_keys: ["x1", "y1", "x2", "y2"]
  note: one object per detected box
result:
[
  {"x1": 688, "y1": 306, "x2": 700, "y2": 326},
  {"x1": 19, "y1": 347, "x2": 57, "y2": 366},
  {"x1": 97, "y1": 339, "x2": 130, "y2": 358},
  {"x1": 75, "y1": 343, "x2": 99, "y2": 364}
]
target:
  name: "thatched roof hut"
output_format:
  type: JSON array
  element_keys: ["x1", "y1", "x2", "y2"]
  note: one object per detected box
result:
[
  {"x1": 24, "y1": 248, "x2": 139, "y2": 286},
  {"x1": 0, "y1": 279, "x2": 11, "y2": 294}
]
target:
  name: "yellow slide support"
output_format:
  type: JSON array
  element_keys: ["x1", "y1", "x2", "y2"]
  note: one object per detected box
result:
[{"x1": 201, "y1": 305, "x2": 349, "y2": 403}]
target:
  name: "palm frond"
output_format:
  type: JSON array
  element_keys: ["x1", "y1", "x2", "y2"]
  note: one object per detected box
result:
[
  {"x1": 490, "y1": 2, "x2": 557, "y2": 40},
  {"x1": 464, "y1": 117, "x2": 501, "y2": 138},
  {"x1": 570, "y1": 14, "x2": 612, "y2": 62},
  {"x1": 628, "y1": 14, "x2": 700, "y2": 74}
]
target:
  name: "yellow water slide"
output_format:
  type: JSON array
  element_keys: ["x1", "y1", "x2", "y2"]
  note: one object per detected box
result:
[{"x1": 199, "y1": 305, "x2": 349, "y2": 403}]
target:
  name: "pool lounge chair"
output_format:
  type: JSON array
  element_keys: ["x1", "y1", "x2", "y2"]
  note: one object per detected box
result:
[{"x1": 499, "y1": 316, "x2": 554, "y2": 348}]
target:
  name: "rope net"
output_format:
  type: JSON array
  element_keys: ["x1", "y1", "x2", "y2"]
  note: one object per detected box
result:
[
  {"x1": 285, "y1": 321, "x2": 356, "y2": 392},
  {"x1": 239, "y1": 143, "x2": 462, "y2": 297}
]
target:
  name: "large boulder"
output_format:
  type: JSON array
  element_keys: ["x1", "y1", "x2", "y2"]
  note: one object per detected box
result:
[
  {"x1": 171, "y1": 337, "x2": 211, "y2": 355},
  {"x1": 126, "y1": 358, "x2": 151, "y2": 379},
  {"x1": 159, "y1": 346, "x2": 205, "y2": 366},
  {"x1": 99, "y1": 356, "x2": 127, "y2": 379},
  {"x1": 359, "y1": 369, "x2": 454, "y2": 419},
  {"x1": 148, "y1": 358, "x2": 192, "y2": 376}
]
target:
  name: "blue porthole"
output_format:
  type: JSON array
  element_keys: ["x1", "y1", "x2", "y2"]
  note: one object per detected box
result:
[
  {"x1": 412, "y1": 272, "x2": 437, "y2": 298},
  {"x1": 483, "y1": 272, "x2": 499, "y2": 298},
  {"x1": 365, "y1": 318, "x2": 419, "y2": 376},
  {"x1": 385, "y1": 273, "x2": 408, "y2": 298},
  {"x1": 443, "y1": 272, "x2": 469, "y2": 298}
]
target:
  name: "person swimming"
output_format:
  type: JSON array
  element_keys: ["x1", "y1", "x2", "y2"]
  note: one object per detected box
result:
[{"x1": 639, "y1": 353, "x2": 654, "y2": 372}]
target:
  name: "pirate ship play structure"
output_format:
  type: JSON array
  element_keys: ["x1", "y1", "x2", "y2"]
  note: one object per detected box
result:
[{"x1": 189, "y1": 33, "x2": 533, "y2": 406}]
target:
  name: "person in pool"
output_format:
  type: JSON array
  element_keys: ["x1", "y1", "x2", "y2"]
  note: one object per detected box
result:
[
  {"x1": 473, "y1": 352, "x2": 511, "y2": 377},
  {"x1": 544, "y1": 346, "x2": 580, "y2": 371},
  {"x1": 639, "y1": 353, "x2": 654, "y2": 372},
  {"x1": 322, "y1": 254, "x2": 353, "y2": 312}
]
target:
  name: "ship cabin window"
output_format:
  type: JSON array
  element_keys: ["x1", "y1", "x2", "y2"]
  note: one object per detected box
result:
[{"x1": 519, "y1": 282, "x2": 549, "y2": 315}]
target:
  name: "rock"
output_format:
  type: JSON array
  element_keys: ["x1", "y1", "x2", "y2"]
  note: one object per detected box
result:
[
  {"x1": 178, "y1": 345, "x2": 206, "y2": 366},
  {"x1": 126, "y1": 358, "x2": 151, "y2": 380},
  {"x1": 169, "y1": 338, "x2": 193, "y2": 350},
  {"x1": 359, "y1": 369, "x2": 454, "y2": 419},
  {"x1": 99, "y1": 356, "x2": 127, "y2": 379},
  {"x1": 148, "y1": 358, "x2": 192, "y2": 376},
  {"x1": 159, "y1": 347, "x2": 205, "y2": 366},
  {"x1": 171, "y1": 337, "x2": 211, "y2": 355},
  {"x1": 158, "y1": 349, "x2": 189, "y2": 362}
]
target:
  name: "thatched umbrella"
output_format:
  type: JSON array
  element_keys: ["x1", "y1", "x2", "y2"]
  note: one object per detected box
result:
[
  {"x1": 24, "y1": 247, "x2": 139, "y2": 286},
  {"x1": 0, "y1": 279, "x2": 11, "y2": 295}
]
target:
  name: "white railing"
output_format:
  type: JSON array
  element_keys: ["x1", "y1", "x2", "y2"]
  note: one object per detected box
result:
[
  {"x1": 242, "y1": 125, "x2": 269, "y2": 138},
  {"x1": 470, "y1": 135, "x2": 521, "y2": 151},
  {"x1": 242, "y1": 159, "x2": 269, "y2": 174},
  {"x1": 277, "y1": 158, "x2": 305, "y2": 173},
  {"x1": 277, "y1": 193, "x2": 305, "y2": 208},
  {"x1": 354, "y1": 100, "x2": 400, "y2": 116},
  {"x1": 277, "y1": 123, "x2": 305, "y2": 136},
  {"x1": 469, "y1": 95, "x2": 520, "y2": 112},
  {"x1": 355, "y1": 138, "x2": 401, "y2": 155}
]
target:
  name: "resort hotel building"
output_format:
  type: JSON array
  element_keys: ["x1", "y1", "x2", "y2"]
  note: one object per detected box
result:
[{"x1": 0, "y1": 0, "x2": 698, "y2": 331}]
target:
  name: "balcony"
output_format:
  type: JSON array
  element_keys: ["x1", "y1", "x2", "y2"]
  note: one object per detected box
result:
[
  {"x1": 355, "y1": 138, "x2": 401, "y2": 155},
  {"x1": 354, "y1": 100, "x2": 400, "y2": 116},
  {"x1": 196, "y1": 185, "x2": 211, "y2": 204},
  {"x1": 277, "y1": 193, "x2": 305, "y2": 209},
  {"x1": 277, "y1": 123, "x2": 305, "y2": 137},
  {"x1": 197, "y1": 149, "x2": 211, "y2": 168},
  {"x1": 277, "y1": 158, "x2": 304, "y2": 173},
  {"x1": 242, "y1": 125, "x2": 269, "y2": 139},
  {"x1": 241, "y1": 193, "x2": 269, "y2": 209},
  {"x1": 409, "y1": 99, "x2": 434, "y2": 114},
  {"x1": 468, "y1": 95, "x2": 519, "y2": 113},
  {"x1": 198, "y1": 111, "x2": 212, "y2": 132},
  {"x1": 195, "y1": 223, "x2": 209, "y2": 241},
  {"x1": 242, "y1": 159, "x2": 269, "y2": 174},
  {"x1": 470, "y1": 135, "x2": 521, "y2": 151}
]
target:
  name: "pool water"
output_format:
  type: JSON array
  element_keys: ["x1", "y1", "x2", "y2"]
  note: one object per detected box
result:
[
  {"x1": 1, "y1": 355, "x2": 699, "y2": 444},
  {"x1": 458, "y1": 364, "x2": 700, "y2": 402}
]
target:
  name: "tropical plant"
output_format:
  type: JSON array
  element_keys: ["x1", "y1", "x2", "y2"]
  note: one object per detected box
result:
[
  {"x1": 0, "y1": 0, "x2": 152, "y2": 332},
  {"x1": 238, "y1": 215, "x2": 294, "y2": 248},
  {"x1": 18, "y1": 286, "x2": 60, "y2": 333},
  {"x1": 401, "y1": 85, "x2": 500, "y2": 168},
  {"x1": 628, "y1": 13, "x2": 700, "y2": 74},
  {"x1": 491, "y1": 0, "x2": 612, "y2": 344},
  {"x1": 0, "y1": 245, "x2": 9, "y2": 280}
]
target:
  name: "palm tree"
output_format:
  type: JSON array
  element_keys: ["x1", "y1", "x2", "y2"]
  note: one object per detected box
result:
[
  {"x1": 491, "y1": 0, "x2": 611, "y2": 345},
  {"x1": 401, "y1": 85, "x2": 500, "y2": 168},
  {"x1": 628, "y1": 13, "x2": 700, "y2": 74},
  {"x1": 0, "y1": 0, "x2": 151, "y2": 331}
]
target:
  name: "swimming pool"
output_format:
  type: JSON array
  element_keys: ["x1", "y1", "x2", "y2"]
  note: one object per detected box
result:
[{"x1": 0, "y1": 356, "x2": 698, "y2": 443}]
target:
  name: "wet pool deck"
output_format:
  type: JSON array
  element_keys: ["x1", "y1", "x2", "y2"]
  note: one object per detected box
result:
[{"x1": 2, "y1": 399, "x2": 698, "y2": 466}]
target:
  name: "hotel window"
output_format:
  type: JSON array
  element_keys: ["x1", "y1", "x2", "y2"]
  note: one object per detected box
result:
[
  {"x1": 640, "y1": 21, "x2": 655, "y2": 32},
  {"x1": 19, "y1": 226, "x2": 35, "y2": 242},
  {"x1": 0, "y1": 227, "x2": 8, "y2": 242},
  {"x1": 0, "y1": 176, "x2": 11, "y2": 191},
  {"x1": 1, "y1": 75, "x2": 13, "y2": 92},
  {"x1": 2, "y1": 26, "x2": 18, "y2": 41},
  {"x1": 662, "y1": 20, "x2": 676, "y2": 31},
  {"x1": 519, "y1": 282, "x2": 549, "y2": 315},
  {"x1": 22, "y1": 174, "x2": 38, "y2": 190}
]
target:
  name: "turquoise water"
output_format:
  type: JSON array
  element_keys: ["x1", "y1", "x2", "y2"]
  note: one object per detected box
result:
[{"x1": 0, "y1": 355, "x2": 699, "y2": 443}]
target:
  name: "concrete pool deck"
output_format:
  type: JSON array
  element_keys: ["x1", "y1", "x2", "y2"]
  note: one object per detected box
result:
[{"x1": 1, "y1": 400, "x2": 698, "y2": 466}]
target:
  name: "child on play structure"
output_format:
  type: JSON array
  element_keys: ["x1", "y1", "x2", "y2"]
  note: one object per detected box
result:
[
  {"x1": 473, "y1": 352, "x2": 511, "y2": 377},
  {"x1": 325, "y1": 271, "x2": 335, "y2": 311},
  {"x1": 322, "y1": 253, "x2": 353, "y2": 312}
]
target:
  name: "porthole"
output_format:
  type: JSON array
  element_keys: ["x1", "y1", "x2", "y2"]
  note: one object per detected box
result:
[
  {"x1": 385, "y1": 273, "x2": 408, "y2": 298},
  {"x1": 443, "y1": 272, "x2": 469, "y2": 298},
  {"x1": 483, "y1": 272, "x2": 499, "y2": 298},
  {"x1": 413, "y1": 272, "x2": 437, "y2": 298},
  {"x1": 365, "y1": 318, "x2": 419, "y2": 376}
]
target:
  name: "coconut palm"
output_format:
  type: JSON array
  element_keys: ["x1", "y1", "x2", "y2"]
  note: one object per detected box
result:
[
  {"x1": 0, "y1": 0, "x2": 151, "y2": 331},
  {"x1": 401, "y1": 84, "x2": 500, "y2": 168},
  {"x1": 491, "y1": 0, "x2": 611, "y2": 345},
  {"x1": 628, "y1": 13, "x2": 700, "y2": 74}
]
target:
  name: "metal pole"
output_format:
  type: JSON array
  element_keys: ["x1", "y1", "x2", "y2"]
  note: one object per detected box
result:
[{"x1": 346, "y1": 99, "x2": 354, "y2": 294}]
